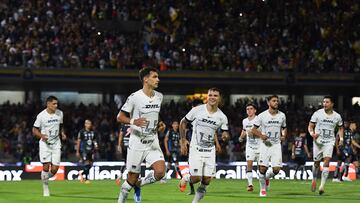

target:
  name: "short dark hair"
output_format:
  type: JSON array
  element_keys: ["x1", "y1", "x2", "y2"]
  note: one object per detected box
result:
[
  {"x1": 267, "y1": 95, "x2": 279, "y2": 101},
  {"x1": 323, "y1": 95, "x2": 334, "y2": 103},
  {"x1": 208, "y1": 87, "x2": 221, "y2": 96},
  {"x1": 246, "y1": 103, "x2": 257, "y2": 110},
  {"x1": 139, "y1": 67, "x2": 158, "y2": 83},
  {"x1": 46, "y1": 96, "x2": 58, "y2": 103}
]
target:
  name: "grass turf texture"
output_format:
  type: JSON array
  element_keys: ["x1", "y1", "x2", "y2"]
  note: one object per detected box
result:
[{"x1": 0, "y1": 179, "x2": 359, "y2": 203}]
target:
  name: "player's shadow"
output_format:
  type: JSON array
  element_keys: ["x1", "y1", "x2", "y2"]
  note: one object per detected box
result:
[{"x1": 51, "y1": 194, "x2": 117, "y2": 201}]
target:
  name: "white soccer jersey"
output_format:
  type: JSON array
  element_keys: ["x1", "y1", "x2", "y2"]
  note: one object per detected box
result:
[
  {"x1": 254, "y1": 110, "x2": 286, "y2": 145},
  {"x1": 33, "y1": 109, "x2": 63, "y2": 147},
  {"x1": 121, "y1": 89, "x2": 163, "y2": 150},
  {"x1": 185, "y1": 104, "x2": 228, "y2": 148},
  {"x1": 242, "y1": 116, "x2": 260, "y2": 149},
  {"x1": 310, "y1": 108, "x2": 343, "y2": 145}
]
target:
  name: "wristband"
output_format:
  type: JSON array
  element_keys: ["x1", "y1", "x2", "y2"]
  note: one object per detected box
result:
[{"x1": 130, "y1": 118, "x2": 135, "y2": 125}]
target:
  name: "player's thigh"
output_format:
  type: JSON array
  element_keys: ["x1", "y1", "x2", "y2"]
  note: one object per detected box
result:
[
  {"x1": 258, "y1": 143, "x2": 270, "y2": 167},
  {"x1": 322, "y1": 145, "x2": 334, "y2": 159},
  {"x1": 189, "y1": 149, "x2": 204, "y2": 176},
  {"x1": 146, "y1": 145, "x2": 165, "y2": 169},
  {"x1": 245, "y1": 147, "x2": 259, "y2": 161},
  {"x1": 203, "y1": 153, "x2": 216, "y2": 177},
  {"x1": 39, "y1": 142, "x2": 51, "y2": 163},
  {"x1": 313, "y1": 143, "x2": 323, "y2": 161},
  {"x1": 127, "y1": 148, "x2": 146, "y2": 173},
  {"x1": 51, "y1": 147, "x2": 61, "y2": 166},
  {"x1": 270, "y1": 144, "x2": 282, "y2": 167}
]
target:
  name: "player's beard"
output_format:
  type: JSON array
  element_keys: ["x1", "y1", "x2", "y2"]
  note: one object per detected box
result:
[{"x1": 270, "y1": 105, "x2": 278, "y2": 111}]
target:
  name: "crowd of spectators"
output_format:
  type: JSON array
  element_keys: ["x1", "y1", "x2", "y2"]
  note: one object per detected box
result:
[
  {"x1": 1, "y1": 0, "x2": 359, "y2": 72},
  {"x1": 1, "y1": 96, "x2": 360, "y2": 164}
]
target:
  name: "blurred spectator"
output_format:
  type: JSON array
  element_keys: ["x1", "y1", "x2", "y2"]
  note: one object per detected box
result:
[
  {"x1": 1, "y1": 95, "x2": 360, "y2": 163},
  {"x1": 0, "y1": 0, "x2": 359, "y2": 72}
]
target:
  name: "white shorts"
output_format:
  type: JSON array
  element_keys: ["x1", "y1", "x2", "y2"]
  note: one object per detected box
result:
[
  {"x1": 259, "y1": 142, "x2": 282, "y2": 168},
  {"x1": 246, "y1": 145, "x2": 260, "y2": 161},
  {"x1": 189, "y1": 145, "x2": 216, "y2": 177},
  {"x1": 313, "y1": 142, "x2": 334, "y2": 161},
  {"x1": 126, "y1": 141, "x2": 164, "y2": 173},
  {"x1": 39, "y1": 141, "x2": 61, "y2": 166}
]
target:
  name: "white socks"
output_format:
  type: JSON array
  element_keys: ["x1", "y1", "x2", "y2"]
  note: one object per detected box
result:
[
  {"x1": 41, "y1": 170, "x2": 50, "y2": 197},
  {"x1": 312, "y1": 165, "x2": 319, "y2": 181},
  {"x1": 183, "y1": 173, "x2": 191, "y2": 182},
  {"x1": 320, "y1": 167, "x2": 329, "y2": 189},
  {"x1": 265, "y1": 168, "x2": 275, "y2": 179},
  {"x1": 192, "y1": 184, "x2": 208, "y2": 203},
  {"x1": 140, "y1": 171, "x2": 157, "y2": 186},
  {"x1": 258, "y1": 173, "x2": 266, "y2": 191},
  {"x1": 118, "y1": 181, "x2": 132, "y2": 203},
  {"x1": 246, "y1": 171, "x2": 253, "y2": 186}
]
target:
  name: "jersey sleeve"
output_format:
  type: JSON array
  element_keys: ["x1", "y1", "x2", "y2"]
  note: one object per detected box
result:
[
  {"x1": 33, "y1": 114, "x2": 41, "y2": 128},
  {"x1": 221, "y1": 115, "x2": 229, "y2": 131},
  {"x1": 185, "y1": 106, "x2": 198, "y2": 122},
  {"x1": 121, "y1": 94, "x2": 135, "y2": 114},
  {"x1": 310, "y1": 111, "x2": 318, "y2": 123},
  {"x1": 281, "y1": 114, "x2": 287, "y2": 128},
  {"x1": 242, "y1": 119, "x2": 246, "y2": 131},
  {"x1": 337, "y1": 114, "x2": 343, "y2": 127},
  {"x1": 60, "y1": 111, "x2": 63, "y2": 124},
  {"x1": 253, "y1": 114, "x2": 261, "y2": 128}
]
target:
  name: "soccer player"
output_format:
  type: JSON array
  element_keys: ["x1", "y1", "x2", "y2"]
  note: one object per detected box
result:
[
  {"x1": 32, "y1": 96, "x2": 66, "y2": 197},
  {"x1": 116, "y1": 123, "x2": 141, "y2": 202},
  {"x1": 308, "y1": 96, "x2": 343, "y2": 195},
  {"x1": 239, "y1": 103, "x2": 260, "y2": 192},
  {"x1": 164, "y1": 120, "x2": 183, "y2": 180},
  {"x1": 185, "y1": 99, "x2": 203, "y2": 195},
  {"x1": 333, "y1": 120, "x2": 360, "y2": 182},
  {"x1": 76, "y1": 119, "x2": 98, "y2": 184},
  {"x1": 291, "y1": 129, "x2": 311, "y2": 180},
  {"x1": 251, "y1": 95, "x2": 287, "y2": 197},
  {"x1": 179, "y1": 87, "x2": 229, "y2": 203},
  {"x1": 117, "y1": 67, "x2": 165, "y2": 203}
]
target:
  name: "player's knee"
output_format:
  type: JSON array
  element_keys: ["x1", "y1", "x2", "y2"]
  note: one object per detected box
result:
[
  {"x1": 154, "y1": 171, "x2": 165, "y2": 180},
  {"x1": 259, "y1": 167, "x2": 267, "y2": 174},
  {"x1": 201, "y1": 177, "x2": 211, "y2": 185},
  {"x1": 42, "y1": 163, "x2": 50, "y2": 171},
  {"x1": 273, "y1": 169, "x2": 280, "y2": 175},
  {"x1": 51, "y1": 169, "x2": 58, "y2": 174},
  {"x1": 314, "y1": 162, "x2": 320, "y2": 168}
]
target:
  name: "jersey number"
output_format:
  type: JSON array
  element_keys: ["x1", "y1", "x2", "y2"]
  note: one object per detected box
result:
[{"x1": 267, "y1": 132, "x2": 279, "y2": 139}]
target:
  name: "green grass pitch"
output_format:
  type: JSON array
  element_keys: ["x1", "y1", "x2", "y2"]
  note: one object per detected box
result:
[{"x1": 0, "y1": 179, "x2": 359, "y2": 203}]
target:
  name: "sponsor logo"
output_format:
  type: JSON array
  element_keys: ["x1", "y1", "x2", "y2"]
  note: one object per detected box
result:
[
  {"x1": 0, "y1": 170, "x2": 23, "y2": 181},
  {"x1": 268, "y1": 120, "x2": 280, "y2": 124},
  {"x1": 201, "y1": 118, "x2": 217, "y2": 125},
  {"x1": 144, "y1": 104, "x2": 160, "y2": 108},
  {"x1": 47, "y1": 119, "x2": 59, "y2": 123},
  {"x1": 322, "y1": 119, "x2": 334, "y2": 124}
]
